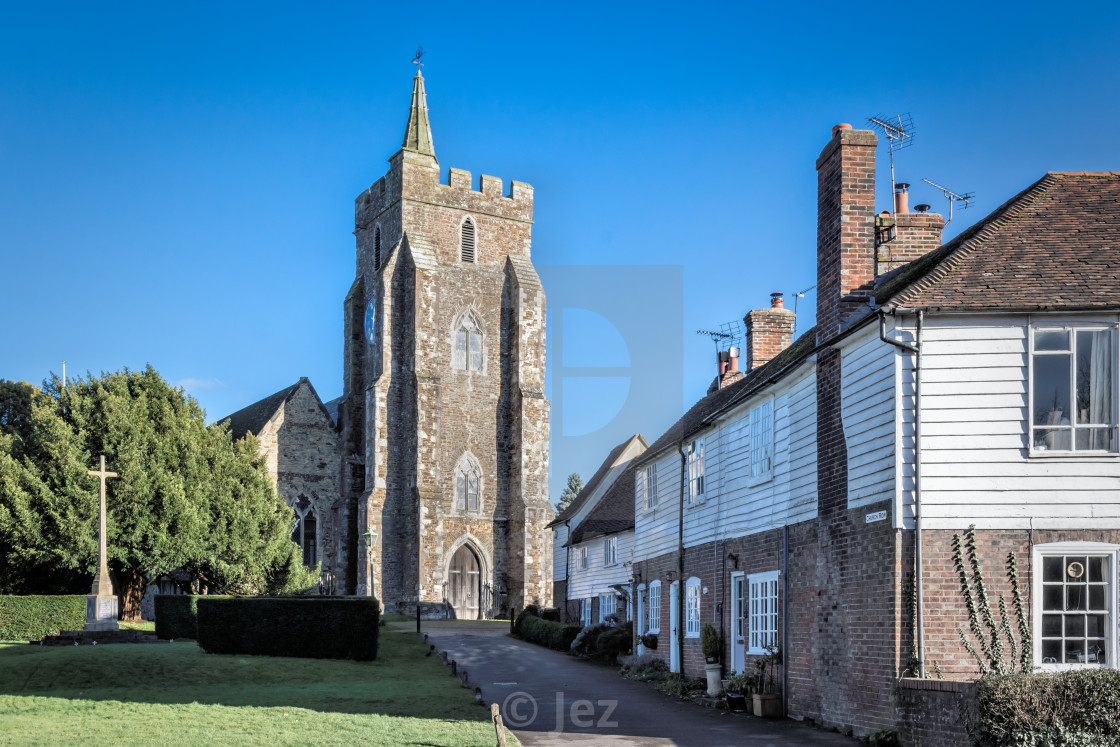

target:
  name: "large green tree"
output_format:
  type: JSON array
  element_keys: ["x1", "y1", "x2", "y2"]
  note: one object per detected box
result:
[
  {"x1": 0, "y1": 368, "x2": 314, "y2": 618},
  {"x1": 557, "y1": 472, "x2": 584, "y2": 512}
]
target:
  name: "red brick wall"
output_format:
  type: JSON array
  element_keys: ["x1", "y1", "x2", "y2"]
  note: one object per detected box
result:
[
  {"x1": 815, "y1": 126, "x2": 877, "y2": 342},
  {"x1": 634, "y1": 507, "x2": 905, "y2": 735},
  {"x1": 897, "y1": 679, "x2": 975, "y2": 747},
  {"x1": 919, "y1": 527, "x2": 1120, "y2": 678},
  {"x1": 744, "y1": 306, "x2": 796, "y2": 370},
  {"x1": 876, "y1": 212, "x2": 945, "y2": 274}
]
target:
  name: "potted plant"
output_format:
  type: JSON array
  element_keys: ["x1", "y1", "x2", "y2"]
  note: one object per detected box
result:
[
  {"x1": 639, "y1": 632, "x2": 658, "y2": 650},
  {"x1": 723, "y1": 671, "x2": 753, "y2": 712},
  {"x1": 752, "y1": 644, "x2": 782, "y2": 718},
  {"x1": 700, "y1": 623, "x2": 723, "y2": 696}
]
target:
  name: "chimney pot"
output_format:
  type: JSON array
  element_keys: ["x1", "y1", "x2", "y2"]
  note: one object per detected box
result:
[
  {"x1": 894, "y1": 182, "x2": 910, "y2": 214},
  {"x1": 832, "y1": 123, "x2": 853, "y2": 137},
  {"x1": 770, "y1": 292, "x2": 784, "y2": 309},
  {"x1": 914, "y1": 203, "x2": 931, "y2": 213}
]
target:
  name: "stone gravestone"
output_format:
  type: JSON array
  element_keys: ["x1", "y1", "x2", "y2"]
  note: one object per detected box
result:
[{"x1": 84, "y1": 455, "x2": 119, "y2": 632}]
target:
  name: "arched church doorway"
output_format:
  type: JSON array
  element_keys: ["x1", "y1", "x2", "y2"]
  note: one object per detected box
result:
[{"x1": 447, "y1": 544, "x2": 481, "y2": 619}]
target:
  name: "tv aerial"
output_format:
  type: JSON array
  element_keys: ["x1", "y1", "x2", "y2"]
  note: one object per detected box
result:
[
  {"x1": 921, "y1": 178, "x2": 974, "y2": 225},
  {"x1": 867, "y1": 113, "x2": 915, "y2": 207},
  {"x1": 696, "y1": 319, "x2": 743, "y2": 352}
]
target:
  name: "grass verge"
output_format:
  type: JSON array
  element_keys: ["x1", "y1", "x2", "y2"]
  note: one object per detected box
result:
[{"x1": 0, "y1": 629, "x2": 509, "y2": 746}]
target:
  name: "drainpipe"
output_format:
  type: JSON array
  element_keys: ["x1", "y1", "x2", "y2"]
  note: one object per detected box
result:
[
  {"x1": 677, "y1": 440, "x2": 687, "y2": 674},
  {"x1": 782, "y1": 524, "x2": 789, "y2": 715},
  {"x1": 564, "y1": 520, "x2": 571, "y2": 623},
  {"x1": 879, "y1": 308, "x2": 925, "y2": 677}
]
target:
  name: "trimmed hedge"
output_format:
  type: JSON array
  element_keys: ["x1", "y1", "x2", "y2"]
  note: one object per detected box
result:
[
  {"x1": 154, "y1": 594, "x2": 223, "y2": 640},
  {"x1": 196, "y1": 596, "x2": 379, "y2": 660},
  {"x1": 513, "y1": 604, "x2": 541, "y2": 637},
  {"x1": 973, "y1": 669, "x2": 1120, "y2": 746},
  {"x1": 519, "y1": 615, "x2": 582, "y2": 652},
  {"x1": 594, "y1": 621, "x2": 633, "y2": 663},
  {"x1": 0, "y1": 595, "x2": 86, "y2": 640}
]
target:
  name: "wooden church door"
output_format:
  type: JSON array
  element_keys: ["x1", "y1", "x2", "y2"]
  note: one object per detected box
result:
[{"x1": 448, "y1": 545, "x2": 481, "y2": 619}]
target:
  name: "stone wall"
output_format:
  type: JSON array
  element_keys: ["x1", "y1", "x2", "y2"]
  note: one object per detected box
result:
[
  {"x1": 344, "y1": 140, "x2": 552, "y2": 616},
  {"x1": 255, "y1": 381, "x2": 341, "y2": 570}
]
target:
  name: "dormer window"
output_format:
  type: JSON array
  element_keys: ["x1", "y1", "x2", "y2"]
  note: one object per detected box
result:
[
  {"x1": 460, "y1": 217, "x2": 476, "y2": 262},
  {"x1": 374, "y1": 224, "x2": 382, "y2": 270}
]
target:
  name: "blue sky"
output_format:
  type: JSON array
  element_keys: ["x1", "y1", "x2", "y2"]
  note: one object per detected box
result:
[{"x1": 2, "y1": 1, "x2": 1118, "y2": 502}]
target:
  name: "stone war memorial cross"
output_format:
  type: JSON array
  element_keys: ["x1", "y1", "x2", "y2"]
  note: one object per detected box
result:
[{"x1": 85, "y1": 455, "x2": 119, "y2": 632}]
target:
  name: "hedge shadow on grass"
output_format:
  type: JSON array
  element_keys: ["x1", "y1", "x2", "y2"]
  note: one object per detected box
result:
[{"x1": 0, "y1": 629, "x2": 485, "y2": 724}]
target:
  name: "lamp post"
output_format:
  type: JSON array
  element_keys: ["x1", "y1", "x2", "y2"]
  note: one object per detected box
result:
[{"x1": 362, "y1": 527, "x2": 378, "y2": 598}]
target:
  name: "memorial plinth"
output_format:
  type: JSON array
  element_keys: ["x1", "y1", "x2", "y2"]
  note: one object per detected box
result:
[{"x1": 84, "y1": 455, "x2": 119, "y2": 632}]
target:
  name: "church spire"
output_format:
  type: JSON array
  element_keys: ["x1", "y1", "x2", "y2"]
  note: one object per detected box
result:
[{"x1": 401, "y1": 68, "x2": 436, "y2": 159}]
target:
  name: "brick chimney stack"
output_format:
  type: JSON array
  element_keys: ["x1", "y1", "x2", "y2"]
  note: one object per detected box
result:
[
  {"x1": 875, "y1": 208, "x2": 946, "y2": 275},
  {"x1": 708, "y1": 346, "x2": 744, "y2": 393},
  {"x1": 744, "y1": 292, "x2": 796, "y2": 370},
  {"x1": 816, "y1": 124, "x2": 877, "y2": 344}
]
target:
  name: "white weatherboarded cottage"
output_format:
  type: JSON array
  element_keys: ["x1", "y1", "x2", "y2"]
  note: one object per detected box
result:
[{"x1": 627, "y1": 120, "x2": 1120, "y2": 738}]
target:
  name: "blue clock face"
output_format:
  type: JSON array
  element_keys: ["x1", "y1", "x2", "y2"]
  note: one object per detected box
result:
[{"x1": 364, "y1": 298, "x2": 376, "y2": 345}]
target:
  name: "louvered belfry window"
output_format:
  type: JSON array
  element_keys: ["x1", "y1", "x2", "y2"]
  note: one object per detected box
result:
[
  {"x1": 374, "y1": 225, "x2": 382, "y2": 270},
  {"x1": 461, "y1": 218, "x2": 476, "y2": 262}
]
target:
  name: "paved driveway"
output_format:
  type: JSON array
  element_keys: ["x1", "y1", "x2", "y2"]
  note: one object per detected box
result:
[{"x1": 415, "y1": 621, "x2": 856, "y2": 747}]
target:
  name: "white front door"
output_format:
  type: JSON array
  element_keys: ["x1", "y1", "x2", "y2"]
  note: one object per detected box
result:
[
  {"x1": 730, "y1": 572, "x2": 746, "y2": 674},
  {"x1": 669, "y1": 581, "x2": 681, "y2": 673}
]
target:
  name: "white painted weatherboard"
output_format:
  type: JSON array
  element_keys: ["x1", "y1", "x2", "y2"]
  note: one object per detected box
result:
[{"x1": 898, "y1": 313, "x2": 1120, "y2": 530}]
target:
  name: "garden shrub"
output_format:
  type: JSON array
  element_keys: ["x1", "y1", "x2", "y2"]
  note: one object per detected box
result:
[
  {"x1": 0, "y1": 595, "x2": 85, "y2": 640},
  {"x1": 519, "y1": 614, "x2": 581, "y2": 652},
  {"x1": 570, "y1": 621, "x2": 611, "y2": 657},
  {"x1": 972, "y1": 669, "x2": 1120, "y2": 746},
  {"x1": 154, "y1": 594, "x2": 228, "y2": 639},
  {"x1": 196, "y1": 596, "x2": 379, "y2": 661},
  {"x1": 620, "y1": 653, "x2": 669, "y2": 682},
  {"x1": 594, "y1": 621, "x2": 633, "y2": 663},
  {"x1": 513, "y1": 603, "x2": 541, "y2": 636}
]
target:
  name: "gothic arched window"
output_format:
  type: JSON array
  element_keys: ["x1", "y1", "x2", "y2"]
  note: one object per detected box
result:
[
  {"x1": 374, "y1": 224, "x2": 382, "y2": 270},
  {"x1": 291, "y1": 495, "x2": 317, "y2": 567},
  {"x1": 460, "y1": 217, "x2": 476, "y2": 263},
  {"x1": 452, "y1": 311, "x2": 484, "y2": 371},
  {"x1": 454, "y1": 453, "x2": 481, "y2": 511}
]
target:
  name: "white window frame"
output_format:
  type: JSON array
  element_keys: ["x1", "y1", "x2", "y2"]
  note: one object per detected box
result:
[
  {"x1": 645, "y1": 463, "x2": 658, "y2": 509},
  {"x1": 647, "y1": 580, "x2": 661, "y2": 634},
  {"x1": 576, "y1": 545, "x2": 588, "y2": 571},
  {"x1": 748, "y1": 570, "x2": 780, "y2": 654},
  {"x1": 685, "y1": 577, "x2": 701, "y2": 638},
  {"x1": 748, "y1": 398, "x2": 775, "y2": 483},
  {"x1": 603, "y1": 536, "x2": 618, "y2": 566},
  {"x1": 580, "y1": 598, "x2": 592, "y2": 627},
  {"x1": 1033, "y1": 541, "x2": 1118, "y2": 670},
  {"x1": 636, "y1": 583, "x2": 647, "y2": 636},
  {"x1": 686, "y1": 439, "x2": 705, "y2": 504},
  {"x1": 1028, "y1": 323, "x2": 1118, "y2": 456},
  {"x1": 599, "y1": 592, "x2": 616, "y2": 622}
]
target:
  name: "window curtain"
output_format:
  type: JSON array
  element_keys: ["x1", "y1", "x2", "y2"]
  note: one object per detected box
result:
[{"x1": 1089, "y1": 330, "x2": 1112, "y2": 449}]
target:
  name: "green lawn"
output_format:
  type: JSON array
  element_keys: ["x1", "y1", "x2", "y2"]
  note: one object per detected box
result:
[
  {"x1": 0, "y1": 630, "x2": 508, "y2": 746},
  {"x1": 118, "y1": 620, "x2": 155, "y2": 632}
]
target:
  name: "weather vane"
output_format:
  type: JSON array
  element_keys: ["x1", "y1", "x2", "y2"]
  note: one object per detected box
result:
[{"x1": 412, "y1": 45, "x2": 424, "y2": 72}]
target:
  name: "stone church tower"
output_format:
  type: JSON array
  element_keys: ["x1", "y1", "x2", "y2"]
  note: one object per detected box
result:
[{"x1": 336, "y1": 69, "x2": 554, "y2": 617}]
